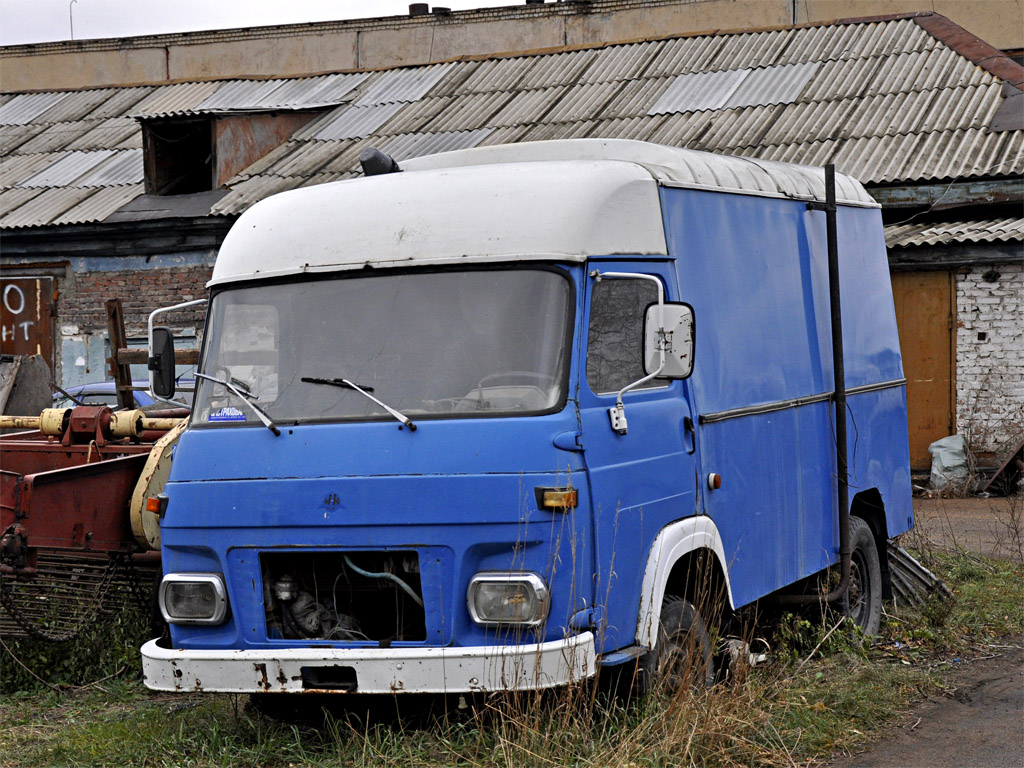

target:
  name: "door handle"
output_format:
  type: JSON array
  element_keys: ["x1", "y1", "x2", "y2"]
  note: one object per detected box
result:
[{"x1": 683, "y1": 416, "x2": 696, "y2": 454}]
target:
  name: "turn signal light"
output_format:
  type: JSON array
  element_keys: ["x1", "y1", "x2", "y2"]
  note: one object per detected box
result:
[
  {"x1": 537, "y1": 487, "x2": 578, "y2": 510},
  {"x1": 145, "y1": 495, "x2": 169, "y2": 518}
]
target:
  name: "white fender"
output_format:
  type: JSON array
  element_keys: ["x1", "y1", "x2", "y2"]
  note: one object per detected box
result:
[{"x1": 635, "y1": 515, "x2": 734, "y2": 649}]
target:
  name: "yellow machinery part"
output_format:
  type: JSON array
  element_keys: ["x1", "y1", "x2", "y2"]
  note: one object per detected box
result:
[{"x1": 129, "y1": 420, "x2": 187, "y2": 550}]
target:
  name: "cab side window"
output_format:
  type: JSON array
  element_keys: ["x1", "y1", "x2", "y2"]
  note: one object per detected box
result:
[{"x1": 586, "y1": 278, "x2": 664, "y2": 394}]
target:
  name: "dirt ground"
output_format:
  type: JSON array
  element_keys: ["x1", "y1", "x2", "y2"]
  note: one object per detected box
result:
[
  {"x1": 910, "y1": 497, "x2": 1024, "y2": 561},
  {"x1": 828, "y1": 496, "x2": 1024, "y2": 768},
  {"x1": 829, "y1": 640, "x2": 1024, "y2": 768}
]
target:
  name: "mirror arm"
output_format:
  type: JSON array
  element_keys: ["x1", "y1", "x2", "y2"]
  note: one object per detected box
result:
[
  {"x1": 147, "y1": 298, "x2": 208, "y2": 406},
  {"x1": 589, "y1": 271, "x2": 666, "y2": 435}
]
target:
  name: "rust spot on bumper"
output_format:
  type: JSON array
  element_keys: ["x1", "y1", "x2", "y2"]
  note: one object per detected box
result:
[{"x1": 255, "y1": 662, "x2": 270, "y2": 692}]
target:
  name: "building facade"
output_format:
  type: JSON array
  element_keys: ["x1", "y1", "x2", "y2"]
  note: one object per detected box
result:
[{"x1": 2, "y1": 6, "x2": 1022, "y2": 468}]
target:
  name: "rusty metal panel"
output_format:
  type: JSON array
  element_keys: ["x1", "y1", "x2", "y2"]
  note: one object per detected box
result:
[
  {"x1": 891, "y1": 270, "x2": 956, "y2": 470},
  {"x1": 212, "y1": 112, "x2": 322, "y2": 187},
  {"x1": 0, "y1": 276, "x2": 55, "y2": 369}
]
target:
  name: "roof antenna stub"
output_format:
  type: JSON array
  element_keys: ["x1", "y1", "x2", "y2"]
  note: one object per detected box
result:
[{"x1": 360, "y1": 147, "x2": 402, "y2": 176}]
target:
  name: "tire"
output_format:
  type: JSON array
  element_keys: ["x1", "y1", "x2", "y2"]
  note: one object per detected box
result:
[
  {"x1": 845, "y1": 516, "x2": 882, "y2": 635},
  {"x1": 637, "y1": 596, "x2": 715, "y2": 694}
]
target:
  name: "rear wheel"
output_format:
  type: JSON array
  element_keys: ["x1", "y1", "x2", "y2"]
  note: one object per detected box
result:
[{"x1": 844, "y1": 516, "x2": 882, "y2": 635}]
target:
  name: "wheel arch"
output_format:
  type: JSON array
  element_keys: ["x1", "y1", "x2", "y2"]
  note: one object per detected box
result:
[
  {"x1": 635, "y1": 516, "x2": 734, "y2": 649},
  {"x1": 850, "y1": 487, "x2": 893, "y2": 600}
]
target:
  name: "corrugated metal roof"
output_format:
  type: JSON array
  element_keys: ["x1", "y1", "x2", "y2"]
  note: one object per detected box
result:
[
  {"x1": 19, "y1": 150, "x2": 115, "y2": 188},
  {"x1": 1, "y1": 152, "x2": 54, "y2": 189},
  {"x1": 130, "y1": 82, "x2": 219, "y2": 117},
  {"x1": 77, "y1": 148, "x2": 144, "y2": 187},
  {"x1": 0, "y1": 187, "x2": 45, "y2": 215},
  {"x1": 0, "y1": 123, "x2": 46, "y2": 154},
  {"x1": 33, "y1": 88, "x2": 119, "y2": 124},
  {"x1": 2, "y1": 14, "x2": 1022, "y2": 230},
  {"x1": 885, "y1": 217, "x2": 1024, "y2": 247},
  {"x1": 66, "y1": 117, "x2": 140, "y2": 151},
  {"x1": 193, "y1": 79, "x2": 284, "y2": 112},
  {"x1": 0, "y1": 93, "x2": 66, "y2": 125},
  {"x1": 15, "y1": 121, "x2": 93, "y2": 154},
  {"x1": 650, "y1": 62, "x2": 820, "y2": 115},
  {"x1": 378, "y1": 128, "x2": 494, "y2": 161},
  {"x1": 0, "y1": 186, "x2": 97, "y2": 227},
  {"x1": 650, "y1": 69, "x2": 747, "y2": 114},
  {"x1": 242, "y1": 72, "x2": 370, "y2": 110},
  {"x1": 310, "y1": 102, "x2": 405, "y2": 140},
  {"x1": 353, "y1": 64, "x2": 453, "y2": 106},
  {"x1": 51, "y1": 184, "x2": 144, "y2": 224}
]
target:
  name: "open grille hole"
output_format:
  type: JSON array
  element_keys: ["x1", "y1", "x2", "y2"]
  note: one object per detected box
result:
[
  {"x1": 260, "y1": 551, "x2": 425, "y2": 642},
  {"x1": 301, "y1": 665, "x2": 357, "y2": 691}
]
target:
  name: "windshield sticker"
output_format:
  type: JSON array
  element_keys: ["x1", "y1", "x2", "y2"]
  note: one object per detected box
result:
[{"x1": 209, "y1": 406, "x2": 247, "y2": 422}]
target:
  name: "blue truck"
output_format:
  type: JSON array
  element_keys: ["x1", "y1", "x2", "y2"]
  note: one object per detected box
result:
[{"x1": 140, "y1": 139, "x2": 911, "y2": 696}]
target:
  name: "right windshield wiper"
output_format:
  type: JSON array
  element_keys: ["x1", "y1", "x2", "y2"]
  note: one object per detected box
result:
[
  {"x1": 195, "y1": 372, "x2": 281, "y2": 436},
  {"x1": 301, "y1": 376, "x2": 417, "y2": 432}
]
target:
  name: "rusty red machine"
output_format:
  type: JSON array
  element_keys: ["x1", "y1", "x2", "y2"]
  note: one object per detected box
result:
[
  {"x1": 1, "y1": 299, "x2": 195, "y2": 642},
  {"x1": 0, "y1": 405, "x2": 186, "y2": 640}
]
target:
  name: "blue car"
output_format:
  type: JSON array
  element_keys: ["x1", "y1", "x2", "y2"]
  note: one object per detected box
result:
[
  {"x1": 53, "y1": 380, "x2": 156, "y2": 409},
  {"x1": 54, "y1": 379, "x2": 194, "y2": 410}
]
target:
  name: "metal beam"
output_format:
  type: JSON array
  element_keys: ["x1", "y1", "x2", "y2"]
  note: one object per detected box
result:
[
  {"x1": 0, "y1": 217, "x2": 235, "y2": 258},
  {"x1": 870, "y1": 178, "x2": 1023, "y2": 208},
  {"x1": 888, "y1": 242, "x2": 1023, "y2": 271}
]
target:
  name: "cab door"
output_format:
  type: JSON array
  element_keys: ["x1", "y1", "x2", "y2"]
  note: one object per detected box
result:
[{"x1": 578, "y1": 260, "x2": 700, "y2": 653}]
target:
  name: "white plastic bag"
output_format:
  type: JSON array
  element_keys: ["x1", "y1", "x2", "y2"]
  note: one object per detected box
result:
[{"x1": 928, "y1": 434, "x2": 969, "y2": 491}]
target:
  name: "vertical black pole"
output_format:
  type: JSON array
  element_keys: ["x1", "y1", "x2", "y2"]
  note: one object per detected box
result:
[{"x1": 825, "y1": 164, "x2": 851, "y2": 601}]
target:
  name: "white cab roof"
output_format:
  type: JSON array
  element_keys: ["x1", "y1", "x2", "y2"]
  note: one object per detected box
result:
[{"x1": 210, "y1": 139, "x2": 876, "y2": 286}]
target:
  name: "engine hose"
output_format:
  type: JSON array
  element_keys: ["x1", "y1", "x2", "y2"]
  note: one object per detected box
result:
[{"x1": 343, "y1": 555, "x2": 424, "y2": 607}]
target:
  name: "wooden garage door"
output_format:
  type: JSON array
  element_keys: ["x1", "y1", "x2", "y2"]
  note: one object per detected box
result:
[{"x1": 890, "y1": 271, "x2": 955, "y2": 470}]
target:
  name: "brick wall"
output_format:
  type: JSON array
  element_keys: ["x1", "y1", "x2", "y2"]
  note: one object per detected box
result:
[
  {"x1": 59, "y1": 265, "x2": 212, "y2": 336},
  {"x1": 956, "y1": 261, "x2": 1024, "y2": 455},
  {"x1": 56, "y1": 262, "x2": 213, "y2": 387}
]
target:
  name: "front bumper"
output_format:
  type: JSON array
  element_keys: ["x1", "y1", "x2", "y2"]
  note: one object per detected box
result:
[{"x1": 141, "y1": 632, "x2": 595, "y2": 694}]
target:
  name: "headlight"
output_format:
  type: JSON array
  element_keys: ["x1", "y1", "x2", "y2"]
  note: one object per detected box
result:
[
  {"x1": 159, "y1": 573, "x2": 228, "y2": 625},
  {"x1": 467, "y1": 572, "x2": 549, "y2": 627}
]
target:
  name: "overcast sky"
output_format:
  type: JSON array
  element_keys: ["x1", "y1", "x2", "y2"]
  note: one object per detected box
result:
[{"x1": 0, "y1": 1, "x2": 517, "y2": 46}]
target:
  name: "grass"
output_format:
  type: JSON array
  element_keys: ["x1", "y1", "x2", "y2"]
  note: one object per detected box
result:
[{"x1": 1, "y1": 548, "x2": 1021, "y2": 768}]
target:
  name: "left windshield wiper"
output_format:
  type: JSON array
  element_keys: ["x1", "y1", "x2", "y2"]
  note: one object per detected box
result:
[
  {"x1": 301, "y1": 376, "x2": 417, "y2": 432},
  {"x1": 195, "y1": 372, "x2": 281, "y2": 436}
]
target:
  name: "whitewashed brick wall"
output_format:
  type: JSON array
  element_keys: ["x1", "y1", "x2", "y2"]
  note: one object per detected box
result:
[{"x1": 957, "y1": 261, "x2": 1024, "y2": 455}]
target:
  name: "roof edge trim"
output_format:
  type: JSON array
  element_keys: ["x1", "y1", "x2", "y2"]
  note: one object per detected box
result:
[{"x1": 913, "y1": 14, "x2": 1024, "y2": 91}]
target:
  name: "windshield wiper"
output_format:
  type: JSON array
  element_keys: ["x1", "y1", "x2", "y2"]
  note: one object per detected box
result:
[
  {"x1": 301, "y1": 376, "x2": 417, "y2": 432},
  {"x1": 195, "y1": 372, "x2": 281, "y2": 436}
]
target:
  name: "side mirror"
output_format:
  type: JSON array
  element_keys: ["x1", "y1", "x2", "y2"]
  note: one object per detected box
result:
[
  {"x1": 149, "y1": 326, "x2": 176, "y2": 398},
  {"x1": 643, "y1": 302, "x2": 695, "y2": 379}
]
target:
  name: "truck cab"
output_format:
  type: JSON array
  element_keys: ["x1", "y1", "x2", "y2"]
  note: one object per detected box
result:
[{"x1": 141, "y1": 139, "x2": 912, "y2": 695}]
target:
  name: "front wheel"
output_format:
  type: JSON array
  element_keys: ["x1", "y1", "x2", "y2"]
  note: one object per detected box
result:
[
  {"x1": 844, "y1": 516, "x2": 882, "y2": 635},
  {"x1": 636, "y1": 596, "x2": 714, "y2": 695}
]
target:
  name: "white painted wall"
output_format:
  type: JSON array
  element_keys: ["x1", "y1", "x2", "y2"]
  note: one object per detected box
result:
[{"x1": 957, "y1": 261, "x2": 1024, "y2": 455}]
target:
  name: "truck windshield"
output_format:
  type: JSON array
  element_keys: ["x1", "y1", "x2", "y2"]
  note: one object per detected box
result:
[{"x1": 193, "y1": 269, "x2": 572, "y2": 426}]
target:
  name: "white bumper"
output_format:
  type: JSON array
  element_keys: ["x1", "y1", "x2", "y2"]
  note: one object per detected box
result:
[{"x1": 141, "y1": 633, "x2": 595, "y2": 694}]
